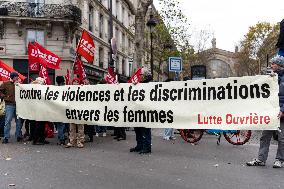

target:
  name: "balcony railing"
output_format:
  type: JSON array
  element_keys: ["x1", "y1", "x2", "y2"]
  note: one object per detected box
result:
[{"x1": 0, "y1": 1, "x2": 81, "y2": 23}]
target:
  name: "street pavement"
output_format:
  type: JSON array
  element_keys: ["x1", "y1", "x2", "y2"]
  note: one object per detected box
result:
[{"x1": 0, "y1": 129, "x2": 283, "y2": 189}]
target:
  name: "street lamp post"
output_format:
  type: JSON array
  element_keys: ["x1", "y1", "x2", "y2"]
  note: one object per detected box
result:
[
  {"x1": 108, "y1": 0, "x2": 115, "y2": 71},
  {"x1": 147, "y1": 13, "x2": 157, "y2": 77}
]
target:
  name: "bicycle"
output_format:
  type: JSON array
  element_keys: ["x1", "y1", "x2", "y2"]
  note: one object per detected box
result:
[{"x1": 179, "y1": 129, "x2": 252, "y2": 145}]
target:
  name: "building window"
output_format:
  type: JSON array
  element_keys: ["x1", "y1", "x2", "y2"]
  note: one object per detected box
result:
[
  {"x1": 129, "y1": 62, "x2": 132, "y2": 76},
  {"x1": 115, "y1": 27, "x2": 119, "y2": 47},
  {"x1": 128, "y1": 38, "x2": 132, "y2": 54},
  {"x1": 99, "y1": 14, "x2": 104, "y2": 38},
  {"x1": 122, "y1": 33, "x2": 125, "y2": 52},
  {"x1": 27, "y1": 0, "x2": 45, "y2": 17},
  {"x1": 122, "y1": 58, "x2": 125, "y2": 75},
  {"x1": 122, "y1": 6, "x2": 125, "y2": 24},
  {"x1": 116, "y1": 56, "x2": 119, "y2": 73},
  {"x1": 99, "y1": 47, "x2": 104, "y2": 68},
  {"x1": 89, "y1": 5, "x2": 94, "y2": 32},
  {"x1": 107, "y1": 0, "x2": 110, "y2": 10},
  {"x1": 27, "y1": 29, "x2": 44, "y2": 47},
  {"x1": 116, "y1": 0, "x2": 119, "y2": 19},
  {"x1": 108, "y1": 20, "x2": 111, "y2": 41},
  {"x1": 128, "y1": 13, "x2": 131, "y2": 28},
  {"x1": 108, "y1": 51, "x2": 111, "y2": 67}
]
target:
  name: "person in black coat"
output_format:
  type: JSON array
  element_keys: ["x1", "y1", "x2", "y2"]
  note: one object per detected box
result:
[{"x1": 130, "y1": 67, "x2": 152, "y2": 154}]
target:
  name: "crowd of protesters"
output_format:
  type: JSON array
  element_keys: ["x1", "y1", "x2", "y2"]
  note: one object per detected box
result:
[
  {"x1": 0, "y1": 67, "x2": 156, "y2": 155},
  {"x1": 1, "y1": 54, "x2": 284, "y2": 165}
]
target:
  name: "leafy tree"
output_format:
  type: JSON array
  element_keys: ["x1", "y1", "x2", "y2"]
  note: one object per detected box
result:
[{"x1": 236, "y1": 22, "x2": 279, "y2": 76}]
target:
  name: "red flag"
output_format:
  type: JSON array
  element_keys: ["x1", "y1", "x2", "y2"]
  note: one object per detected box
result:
[
  {"x1": 65, "y1": 69, "x2": 70, "y2": 85},
  {"x1": 28, "y1": 42, "x2": 40, "y2": 72},
  {"x1": 76, "y1": 30, "x2": 95, "y2": 63},
  {"x1": 73, "y1": 58, "x2": 86, "y2": 81},
  {"x1": 39, "y1": 65, "x2": 51, "y2": 85},
  {"x1": 105, "y1": 67, "x2": 117, "y2": 84},
  {"x1": 128, "y1": 68, "x2": 142, "y2": 84},
  {"x1": 0, "y1": 59, "x2": 26, "y2": 82},
  {"x1": 34, "y1": 42, "x2": 61, "y2": 70}
]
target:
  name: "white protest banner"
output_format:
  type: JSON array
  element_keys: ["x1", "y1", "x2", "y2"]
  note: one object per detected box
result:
[{"x1": 15, "y1": 75, "x2": 280, "y2": 130}]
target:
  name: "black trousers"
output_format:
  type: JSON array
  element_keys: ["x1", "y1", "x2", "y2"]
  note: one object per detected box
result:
[
  {"x1": 33, "y1": 121, "x2": 45, "y2": 143},
  {"x1": 84, "y1": 125, "x2": 95, "y2": 141},
  {"x1": 115, "y1": 127, "x2": 126, "y2": 138},
  {"x1": 134, "y1": 127, "x2": 151, "y2": 150}
]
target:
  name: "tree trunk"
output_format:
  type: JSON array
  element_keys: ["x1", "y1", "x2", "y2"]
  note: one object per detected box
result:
[{"x1": 133, "y1": 0, "x2": 153, "y2": 70}]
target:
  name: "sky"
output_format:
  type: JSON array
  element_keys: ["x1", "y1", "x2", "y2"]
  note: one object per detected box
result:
[{"x1": 154, "y1": 0, "x2": 284, "y2": 52}]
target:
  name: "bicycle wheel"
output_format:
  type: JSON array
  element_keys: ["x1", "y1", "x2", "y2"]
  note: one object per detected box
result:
[
  {"x1": 223, "y1": 130, "x2": 252, "y2": 145},
  {"x1": 179, "y1": 129, "x2": 204, "y2": 143}
]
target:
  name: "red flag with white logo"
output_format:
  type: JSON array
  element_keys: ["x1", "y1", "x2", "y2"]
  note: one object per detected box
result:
[
  {"x1": 34, "y1": 42, "x2": 61, "y2": 70},
  {"x1": 65, "y1": 69, "x2": 70, "y2": 85},
  {"x1": 39, "y1": 65, "x2": 51, "y2": 85},
  {"x1": 128, "y1": 68, "x2": 142, "y2": 84},
  {"x1": 105, "y1": 67, "x2": 117, "y2": 84},
  {"x1": 76, "y1": 30, "x2": 95, "y2": 63},
  {"x1": 28, "y1": 42, "x2": 40, "y2": 72},
  {"x1": 73, "y1": 58, "x2": 86, "y2": 81},
  {"x1": 0, "y1": 59, "x2": 26, "y2": 82}
]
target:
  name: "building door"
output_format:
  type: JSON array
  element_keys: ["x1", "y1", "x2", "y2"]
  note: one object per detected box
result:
[{"x1": 191, "y1": 65, "x2": 206, "y2": 80}]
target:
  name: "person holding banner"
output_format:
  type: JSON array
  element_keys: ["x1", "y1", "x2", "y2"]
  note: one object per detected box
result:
[
  {"x1": 247, "y1": 55, "x2": 284, "y2": 168},
  {"x1": 54, "y1": 76, "x2": 67, "y2": 145},
  {"x1": 163, "y1": 79, "x2": 176, "y2": 141},
  {"x1": 130, "y1": 67, "x2": 152, "y2": 154},
  {"x1": 0, "y1": 72, "x2": 23, "y2": 144},
  {"x1": 65, "y1": 78, "x2": 85, "y2": 148},
  {"x1": 31, "y1": 77, "x2": 50, "y2": 145}
]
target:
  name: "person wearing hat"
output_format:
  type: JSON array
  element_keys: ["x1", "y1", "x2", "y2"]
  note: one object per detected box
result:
[
  {"x1": 0, "y1": 72, "x2": 23, "y2": 143},
  {"x1": 130, "y1": 67, "x2": 152, "y2": 154},
  {"x1": 247, "y1": 55, "x2": 284, "y2": 168}
]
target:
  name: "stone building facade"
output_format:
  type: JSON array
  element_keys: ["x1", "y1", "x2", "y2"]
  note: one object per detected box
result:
[
  {"x1": 184, "y1": 38, "x2": 239, "y2": 79},
  {"x1": 0, "y1": 0, "x2": 137, "y2": 84}
]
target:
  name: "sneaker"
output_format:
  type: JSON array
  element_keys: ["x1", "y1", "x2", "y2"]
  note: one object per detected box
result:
[
  {"x1": 77, "y1": 143, "x2": 84, "y2": 148},
  {"x1": 246, "y1": 159, "x2": 265, "y2": 166},
  {"x1": 163, "y1": 137, "x2": 170, "y2": 141},
  {"x1": 95, "y1": 133, "x2": 99, "y2": 137},
  {"x1": 170, "y1": 136, "x2": 176, "y2": 140},
  {"x1": 65, "y1": 142, "x2": 75, "y2": 148},
  {"x1": 102, "y1": 132, "x2": 106, "y2": 137},
  {"x1": 273, "y1": 160, "x2": 283, "y2": 168},
  {"x1": 2, "y1": 138, "x2": 8, "y2": 144}
]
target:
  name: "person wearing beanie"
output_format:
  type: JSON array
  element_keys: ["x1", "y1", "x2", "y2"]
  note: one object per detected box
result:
[
  {"x1": 54, "y1": 76, "x2": 67, "y2": 145},
  {"x1": 0, "y1": 72, "x2": 23, "y2": 143},
  {"x1": 247, "y1": 54, "x2": 284, "y2": 168},
  {"x1": 65, "y1": 78, "x2": 85, "y2": 148},
  {"x1": 130, "y1": 67, "x2": 152, "y2": 154}
]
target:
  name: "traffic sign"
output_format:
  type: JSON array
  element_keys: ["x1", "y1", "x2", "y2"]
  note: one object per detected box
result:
[{"x1": 169, "y1": 57, "x2": 182, "y2": 72}]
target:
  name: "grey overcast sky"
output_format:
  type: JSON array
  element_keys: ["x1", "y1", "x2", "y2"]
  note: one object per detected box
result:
[{"x1": 154, "y1": 0, "x2": 284, "y2": 52}]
